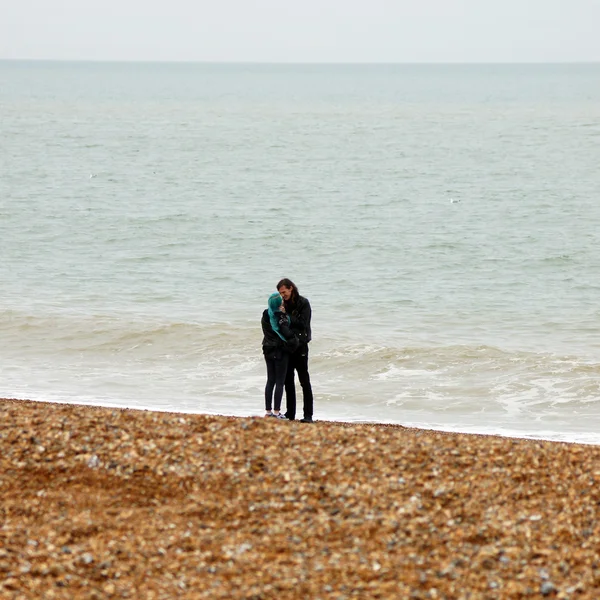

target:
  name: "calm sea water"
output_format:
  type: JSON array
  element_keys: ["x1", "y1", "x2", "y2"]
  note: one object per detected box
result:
[{"x1": 2, "y1": 61, "x2": 600, "y2": 443}]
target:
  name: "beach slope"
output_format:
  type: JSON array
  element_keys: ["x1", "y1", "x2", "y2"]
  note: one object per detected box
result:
[{"x1": 1, "y1": 399, "x2": 599, "y2": 598}]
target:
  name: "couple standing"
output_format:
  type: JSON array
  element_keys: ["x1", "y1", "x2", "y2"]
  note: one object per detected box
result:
[{"x1": 261, "y1": 278, "x2": 314, "y2": 423}]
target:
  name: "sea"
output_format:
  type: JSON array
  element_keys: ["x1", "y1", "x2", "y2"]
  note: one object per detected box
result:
[{"x1": 2, "y1": 60, "x2": 600, "y2": 444}]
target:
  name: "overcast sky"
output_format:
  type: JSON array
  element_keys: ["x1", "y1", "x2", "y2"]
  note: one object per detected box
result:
[{"x1": 2, "y1": 0, "x2": 599, "y2": 63}]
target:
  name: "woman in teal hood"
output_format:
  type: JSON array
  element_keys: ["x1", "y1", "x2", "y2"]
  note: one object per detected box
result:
[{"x1": 261, "y1": 292, "x2": 299, "y2": 417}]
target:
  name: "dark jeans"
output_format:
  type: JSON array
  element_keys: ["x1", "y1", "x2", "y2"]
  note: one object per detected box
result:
[
  {"x1": 284, "y1": 346, "x2": 313, "y2": 420},
  {"x1": 264, "y1": 352, "x2": 289, "y2": 412}
]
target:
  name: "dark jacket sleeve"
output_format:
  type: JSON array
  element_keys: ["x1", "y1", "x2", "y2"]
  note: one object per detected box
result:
[
  {"x1": 261, "y1": 310, "x2": 273, "y2": 340},
  {"x1": 277, "y1": 314, "x2": 296, "y2": 341},
  {"x1": 261, "y1": 310, "x2": 280, "y2": 349},
  {"x1": 262, "y1": 310, "x2": 299, "y2": 353},
  {"x1": 278, "y1": 314, "x2": 300, "y2": 352},
  {"x1": 289, "y1": 296, "x2": 312, "y2": 344}
]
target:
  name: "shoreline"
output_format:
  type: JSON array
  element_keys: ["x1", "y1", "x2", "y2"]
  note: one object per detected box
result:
[
  {"x1": 2, "y1": 397, "x2": 600, "y2": 598},
  {"x1": 2, "y1": 395, "x2": 593, "y2": 447}
]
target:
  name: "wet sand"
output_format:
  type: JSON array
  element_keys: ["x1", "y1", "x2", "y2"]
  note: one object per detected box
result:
[{"x1": 2, "y1": 398, "x2": 600, "y2": 599}]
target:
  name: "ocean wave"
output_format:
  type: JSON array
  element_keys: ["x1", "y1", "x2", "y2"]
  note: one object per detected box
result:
[
  {"x1": 3, "y1": 311, "x2": 600, "y2": 443},
  {"x1": 313, "y1": 342, "x2": 600, "y2": 412},
  {"x1": 0, "y1": 310, "x2": 259, "y2": 357}
]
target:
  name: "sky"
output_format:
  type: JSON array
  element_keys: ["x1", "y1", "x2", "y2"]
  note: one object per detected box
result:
[{"x1": 2, "y1": 0, "x2": 600, "y2": 63}]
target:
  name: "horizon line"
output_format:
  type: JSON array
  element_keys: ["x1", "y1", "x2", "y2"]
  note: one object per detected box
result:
[{"x1": 1, "y1": 58, "x2": 599, "y2": 66}]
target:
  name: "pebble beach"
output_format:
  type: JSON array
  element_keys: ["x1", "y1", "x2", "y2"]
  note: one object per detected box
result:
[{"x1": 2, "y1": 398, "x2": 600, "y2": 599}]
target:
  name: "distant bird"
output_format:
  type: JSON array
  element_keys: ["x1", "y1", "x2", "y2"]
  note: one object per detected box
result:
[
  {"x1": 89, "y1": 173, "x2": 97, "y2": 179},
  {"x1": 450, "y1": 198, "x2": 460, "y2": 203}
]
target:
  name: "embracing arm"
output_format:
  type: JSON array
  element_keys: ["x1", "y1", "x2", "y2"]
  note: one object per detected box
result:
[{"x1": 277, "y1": 314, "x2": 296, "y2": 341}]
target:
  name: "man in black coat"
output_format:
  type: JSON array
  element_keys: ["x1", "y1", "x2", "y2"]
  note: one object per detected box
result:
[{"x1": 277, "y1": 278, "x2": 314, "y2": 423}]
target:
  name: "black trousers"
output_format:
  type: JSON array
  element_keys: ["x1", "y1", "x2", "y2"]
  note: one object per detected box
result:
[
  {"x1": 264, "y1": 352, "x2": 289, "y2": 412},
  {"x1": 284, "y1": 346, "x2": 313, "y2": 420}
]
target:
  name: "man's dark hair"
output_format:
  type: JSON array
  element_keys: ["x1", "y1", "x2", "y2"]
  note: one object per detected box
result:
[{"x1": 277, "y1": 278, "x2": 299, "y2": 304}]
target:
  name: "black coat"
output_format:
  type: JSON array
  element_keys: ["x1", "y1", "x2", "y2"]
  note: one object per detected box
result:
[
  {"x1": 284, "y1": 295, "x2": 312, "y2": 345},
  {"x1": 261, "y1": 309, "x2": 299, "y2": 356}
]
